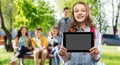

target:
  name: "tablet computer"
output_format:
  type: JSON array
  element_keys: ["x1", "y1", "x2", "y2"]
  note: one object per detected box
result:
[{"x1": 63, "y1": 32, "x2": 94, "y2": 52}]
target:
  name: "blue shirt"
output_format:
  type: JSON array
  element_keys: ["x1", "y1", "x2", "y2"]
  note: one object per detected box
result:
[
  {"x1": 63, "y1": 26, "x2": 101, "y2": 65},
  {"x1": 48, "y1": 36, "x2": 62, "y2": 54},
  {"x1": 19, "y1": 36, "x2": 25, "y2": 47},
  {"x1": 48, "y1": 36, "x2": 62, "y2": 47},
  {"x1": 35, "y1": 38, "x2": 41, "y2": 48},
  {"x1": 57, "y1": 18, "x2": 71, "y2": 35}
]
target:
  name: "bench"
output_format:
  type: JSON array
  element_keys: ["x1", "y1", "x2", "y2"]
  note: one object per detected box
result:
[
  {"x1": 23, "y1": 53, "x2": 54, "y2": 65},
  {"x1": 12, "y1": 41, "x2": 55, "y2": 65}
]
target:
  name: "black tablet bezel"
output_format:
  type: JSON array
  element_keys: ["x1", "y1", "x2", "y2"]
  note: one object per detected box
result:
[{"x1": 63, "y1": 32, "x2": 94, "y2": 52}]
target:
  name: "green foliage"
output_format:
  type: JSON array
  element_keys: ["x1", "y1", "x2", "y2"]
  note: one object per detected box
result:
[
  {"x1": 1, "y1": 0, "x2": 16, "y2": 32},
  {"x1": 13, "y1": 0, "x2": 55, "y2": 33}
]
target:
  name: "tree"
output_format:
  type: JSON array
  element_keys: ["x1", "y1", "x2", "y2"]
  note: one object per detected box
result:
[
  {"x1": 112, "y1": 0, "x2": 115, "y2": 34},
  {"x1": 112, "y1": 0, "x2": 120, "y2": 34},
  {"x1": 13, "y1": 0, "x2": 55, "y2": 33},
  {"x1": 0, "y1": 0, "x2": 16, "y2": 51},
  {"x1": 95, "y1": 0, "x2": 109, "y2": 33},
  {"x1": 0, "y1": 0, "x2": 15, "y2": 51},
  {"x1": 114, "y1": 1, "x2": 120, "y2": 34}
]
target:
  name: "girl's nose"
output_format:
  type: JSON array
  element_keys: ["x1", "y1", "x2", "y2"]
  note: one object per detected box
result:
[{"x1": 78, "y1": 11, "x2": 82, "y2": 15}]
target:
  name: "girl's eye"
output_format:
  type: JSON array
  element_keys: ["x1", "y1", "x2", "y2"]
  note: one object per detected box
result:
[
  {"x1": 74, "y1": 9, "x2": 86, "y2": 13},
  {"x1": 81, "y1": 10, "x2": 85, "y2": 12},
  {"x1": 74, "y1": 9, "x2": 79, "y2": 12}
]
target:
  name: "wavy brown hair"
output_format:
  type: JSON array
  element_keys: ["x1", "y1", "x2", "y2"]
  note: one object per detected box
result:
[
  {"x1": 16, "y1": 26, "x2": 28, "y2": 39},
  {"x1": 68, "y1": 2, "x2": 95, "y2": 32}
]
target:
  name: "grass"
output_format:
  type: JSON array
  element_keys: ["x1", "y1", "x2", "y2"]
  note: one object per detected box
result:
[
  {"x1": 0, "y1": 45, "x2": 120, "y2": 65},
  {"x1": 0, "y1": 48, "x2": 49, "y2": 65},
  {"x1": 99, "y1": 45, "x2": 120, "y2": 65},
  {"x1": 0, "y1": 48, "x2": 13, "y2": 65}
]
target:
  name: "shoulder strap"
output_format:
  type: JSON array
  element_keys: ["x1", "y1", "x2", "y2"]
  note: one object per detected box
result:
[
  {"x1": 67, "y1": 28, "x2": 74, "y2": 32},
  {"x1": 90, "y1": 26, "x2": 96, "y2": 39}
]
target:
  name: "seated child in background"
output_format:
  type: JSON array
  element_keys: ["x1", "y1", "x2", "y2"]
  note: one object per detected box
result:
[
  {"x1": 31, "y1": 27, "x2": 48, "y2": 65},
  {"x1": 48, "y1": 26, "x2": 62, "y2": 65},
  {"x1": 11, "y1": 26, "x2": 32, "y2": 65}
]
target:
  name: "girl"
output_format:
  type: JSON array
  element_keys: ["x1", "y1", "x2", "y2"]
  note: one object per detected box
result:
[
  {"x1": 48, "y1": 26, "x2": 62, "y2": 65},
  {"x1": 11, "y1": 26, "x2": 32, "y2": 65},
  {"x1": 58, "y1": 2, "x2": 101, "y2": 65}
]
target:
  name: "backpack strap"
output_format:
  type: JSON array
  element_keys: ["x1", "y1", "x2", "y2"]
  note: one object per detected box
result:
[
  {"x1": 67, "y1": 28, "x2": 74, "y2": 32},
  {"x1": 90, "y1": 26, "x2": 96, "y2": 39}
]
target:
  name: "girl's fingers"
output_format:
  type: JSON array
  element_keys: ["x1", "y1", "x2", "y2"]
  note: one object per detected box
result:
[
  {"x1": 89, "y1": 46, "x2": 95, "y2": 52},
  {"x1": 59, "y1": 46, "x2": 68, "y2": 56},
  {"x1": 60, "y1": 49, "x2": 67, "y2": 56},
  {"x1": 90, "y1": 49, "x2": 96, "y2": 54},
  {"x1": 60, "y1": 46, "x2": 68, "y2": 51},
  {"x1": 90, "y1": 47, "x2": 99, "y2": 54},
  {"x1": 58, "y1": 49, "x2": 64, "y2": 56}
]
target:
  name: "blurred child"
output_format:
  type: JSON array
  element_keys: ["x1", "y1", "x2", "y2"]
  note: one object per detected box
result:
[
  {"x1": 11, "y1": 26, "x2": 32, "y2": 65},
  {"x1": 48, "y1": 26, "x2": 62, "y2": 65},
  {"x1": 31, "y1": 27, "x2": 48, "y2": 65}
]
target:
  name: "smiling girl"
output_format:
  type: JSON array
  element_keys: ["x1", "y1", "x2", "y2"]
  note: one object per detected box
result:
[{"x1": 58, "y1": 2, "x2": 101, "y2": 65}]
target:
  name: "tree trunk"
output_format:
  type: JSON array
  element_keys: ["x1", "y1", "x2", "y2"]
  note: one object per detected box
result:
[
  {"x1": 99, "y1": 0, "x2": 101, "y2": 33},
  {"x1": 114, "y1": 1, "x2": 120, "y2": 35},
  {"x1": 112, "y1": 0, "x2": 115, "y2": 34},
  {"x1": 0, "y1": 0, "x2": 13, "y2": 52}
]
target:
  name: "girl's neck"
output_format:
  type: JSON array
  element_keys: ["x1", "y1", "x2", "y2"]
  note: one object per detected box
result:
[
  {"x1": 78, "y1": 22, "x2": 86, "y2": 32},
  {"x1": 52, "y1": 35, "x2": 57, "y2": 38},
  {"x1": 21, "y1": 34, "x2": 26, "y2": 37}
]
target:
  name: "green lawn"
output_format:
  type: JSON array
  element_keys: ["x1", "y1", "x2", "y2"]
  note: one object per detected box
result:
[
  {"x1": 0, "y1": 45, "x2": 120, "y2": 65},
  {"x1": 0, "y1": 48, "x2": 13, "y2": 65},
  {"x1": 0, "y1": 48, "x2": 49, "y2": 65},
  {"x1": 99, "y1": 45, "x2": 120, "y2": 65}
]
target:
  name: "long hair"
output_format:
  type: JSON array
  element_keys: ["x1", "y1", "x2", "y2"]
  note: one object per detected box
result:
[
  {"x1": 68, "y1": 2, "x2": 95, "y2": 32},
  {"x1": 16, "y1": 26, "x2": 28, "y2": 39},
  {"x1": 50, "y1": 26, "x2": 59, "y2": 36}
]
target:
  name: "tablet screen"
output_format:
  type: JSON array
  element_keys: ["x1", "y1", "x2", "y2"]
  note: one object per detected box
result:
[{"x1": 63, "y1": 32, "x2": 94, "y2": 52}]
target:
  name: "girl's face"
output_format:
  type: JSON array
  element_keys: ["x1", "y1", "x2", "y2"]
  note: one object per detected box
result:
[
  {"x1": 51, "y1": 29, "x2": 58, "y2": 37},
  {"x1": 74, "y1": 4, "x2": 87, "y2": 23},
  {"x1": 21, "y1": 28, "x2": 27, "y2": 36}
]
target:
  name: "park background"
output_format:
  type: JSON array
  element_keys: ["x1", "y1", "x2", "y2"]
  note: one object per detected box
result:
[{"x1": 0, "y1": 0, "x2": 120, "y2": 65}]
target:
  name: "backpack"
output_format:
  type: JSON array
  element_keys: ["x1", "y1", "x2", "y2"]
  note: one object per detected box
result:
[{"x1": 90, "y1": 26, "x2": 96, "y2": 39}]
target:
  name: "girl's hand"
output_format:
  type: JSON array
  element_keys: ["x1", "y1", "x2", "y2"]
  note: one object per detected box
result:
[
  {"x1": 89, "y1": 46, "x2": 100, "y2": 56},
  {"x1": 58, "y1": 46, "x2": 68, "y2": 56}
]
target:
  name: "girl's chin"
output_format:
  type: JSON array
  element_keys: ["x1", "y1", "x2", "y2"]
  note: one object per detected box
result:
[
  {"x1": 77, "y1": 20, "x2": 84, "y2": 23},
  {"x1": 76, "y1": 19, "x2": 85, "y2": 22}
]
